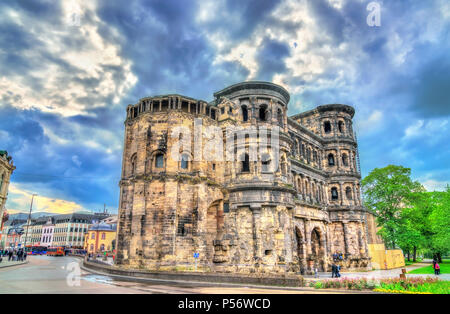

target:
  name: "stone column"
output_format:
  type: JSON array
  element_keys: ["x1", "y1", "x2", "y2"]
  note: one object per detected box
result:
[
  {"x1": 339, "y1": 183, "x2": 344, "y2": 206},
  {"x1": 342, "y1": 221, "x2": 350, "y2": 257},
  {"x1": 305, "y1": 219, "x2": 312, "y2": 256},
  {"x1": 251, "y1": 206, "x2": 262, "y2": 265}
]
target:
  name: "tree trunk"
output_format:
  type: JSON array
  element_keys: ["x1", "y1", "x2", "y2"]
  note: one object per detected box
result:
[
  {"x1": 413, "y1": 246, "x2": 417, "y2": 262},
  {"x1": 437, "y1": 252, "x2": 442, "y2": 263},
  {"x1": 406, "y1": 250, "x2": 410, "y2": 262}
]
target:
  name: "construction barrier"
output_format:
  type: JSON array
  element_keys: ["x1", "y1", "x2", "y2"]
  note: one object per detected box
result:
[{"x1": 368, "y1": 243, "x2": 405, "y2": 270}]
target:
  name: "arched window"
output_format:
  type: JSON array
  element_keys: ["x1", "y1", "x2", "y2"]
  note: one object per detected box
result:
[
  {"x1": 101, "y1": 233, "x2": 106, "y2": 240},
  {"x1": 306, "y1": 148, "x2": 311, "y2": 163},
  {"x1": 346, "y1": 187, "x2": 353, "y2": 200},
  {"x1": 90, "y1": 244, "x2": 94, "y2": 251},
  {"x1": 91, "y1": 233, "x2": 95, "y2": 239},
  {"x1": 324, "y1": 121, "x2": 332, "y2": 133},
  {"x1": 338, "y1": 121, "x2": 344, "y2": 133},
  {"x1": 328, "y1": 153, "x2": 335, "y2": 166},
  {"x1": 261, "y1": 153, "x2": 271, "y2": 172},
  {"x1": 180, "y1": 154, "x2": 189, "y2": 170},
  {"x1": 100, "y1": 244, "x2": 105, "y2": 251},
  {"x1": 259, "y1": 105, "x2": 268, "y2": 121},
  {"x1": 242, "y1": 153, "x2": 250, "y2": 173},
  {"x1": 242, "y1": 105, "x2": 248, "y2": 122},
  {"x1": 155, "y1": 153, "x2": 164, "y2": 168},
  {"x1": 331, "y1": 187, "x2": 339, "y2": 200},
  {"x1": 130, "y1": 154, "x2": 137, "y2": 175},
  {"x1": 342, "y1": 153, "x2": 348, "y2": 166},
  {"x1": 0, "y1": 173, "x2": 4, "y2": 192}
]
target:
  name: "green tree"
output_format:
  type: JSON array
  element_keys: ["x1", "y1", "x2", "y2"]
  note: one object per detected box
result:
[
  {"x1": 361, "y1": 165, "x2": 423, "y2": 249},
  {"x1": 428, "y1": 187, "x2": 450, "y2": 262}
]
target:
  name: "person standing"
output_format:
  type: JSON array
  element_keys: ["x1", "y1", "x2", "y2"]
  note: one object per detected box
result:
[
  {"x1": 434, "y1": 263, "x2": 440, "y2": 275},
  {"x1": 331, "y1": 263, "x2": 337, "y2": 278}
]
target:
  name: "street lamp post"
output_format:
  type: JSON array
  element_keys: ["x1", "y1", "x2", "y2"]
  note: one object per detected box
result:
[{"x1": 23, "y1": 194, "x2": 37, "y2": 251}]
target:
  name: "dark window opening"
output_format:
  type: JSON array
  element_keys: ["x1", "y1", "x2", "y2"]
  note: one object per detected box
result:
[
  {"x1": 277, "y1": 108, "x2": 283, "y2": 127},
  {"x1": 223, "y1": 202, "x2": 230, "y2": 213},
  {"x1": 331, "y1": 187, "x2": 339, "y2": 200},
  {"x1": 328, "y1": 153, "x2": 335, "y2": 166},
  {"x1": 242, "y1": 154, "x2": 250, "y2": 173},
  {"x1": 342, "y1": 153, "x2": 348, "y2": 166},
  {"x1": 259, "y1": 105, "x2": 268, "y2": 121},
  {"x1": 155, "y1": 154, "x2": 164, "y2": 168},
  {"x1": 324, "y1": 121, "x2": 332, "y2": 133},
  {"x1": 242, "y1": 105, "x2": 248, "y2": 122},
  {"x1": 338, "y1": 121, "x2": 344, "y2": 133},
  {"x1": 346, "y1": 187, "x2": 353, "y2": 200}
]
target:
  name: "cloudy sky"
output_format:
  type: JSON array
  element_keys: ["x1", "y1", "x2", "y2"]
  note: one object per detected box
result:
[{"x1": 1, "y1": 0, "x2": 449, "y2": 214}]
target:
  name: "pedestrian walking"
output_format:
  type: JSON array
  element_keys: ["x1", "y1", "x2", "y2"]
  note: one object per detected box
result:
[
  {"x1": 336, "y1": 264, "x2": 341, "y2": 278},
  {"x1": 314, "y1": 265, "x2": 319, "y2": 278},
  {"x1": 331, "y1": 263, "x2": 336, "y2": 278}
]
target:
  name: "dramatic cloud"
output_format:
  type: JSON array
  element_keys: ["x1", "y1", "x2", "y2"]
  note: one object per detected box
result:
[{"x1": 1, "y1": 0, "x2": 449, "y2": 214}]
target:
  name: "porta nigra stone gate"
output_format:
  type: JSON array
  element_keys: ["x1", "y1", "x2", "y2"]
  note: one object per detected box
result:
[{"x1": 116, "y1": 81, "x2": 374, "y2": 274}]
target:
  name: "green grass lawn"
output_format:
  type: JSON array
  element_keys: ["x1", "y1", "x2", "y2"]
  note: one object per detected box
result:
[
  {"x1": 408, "y1": 260, "x2": 450, "y2": 275},
  {"x1": 405, "y1": 259, "x2": 423, "y2": 266}
]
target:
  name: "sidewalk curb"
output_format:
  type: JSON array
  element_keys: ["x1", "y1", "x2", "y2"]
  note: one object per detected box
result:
[
  {"x1": 0, "y1": 261, "x2": 29, "y2": 269},
  {"x1": 79, "y1": 263, "x2": 377, "y2": 294}
]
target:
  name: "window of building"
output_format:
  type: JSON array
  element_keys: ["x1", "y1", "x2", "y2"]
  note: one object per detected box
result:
[
  {"x1": 259, "y1": 105, "x2": 268, "y2": 121},
  {"x1": 180, "y1": 154, "x2": 189, "y2": 170},
  {"x1": 101, "y1": 233, "x2": 106, "y2": 240},
  {"x1": 155, "y1": 153, "x2": 164, "y2": 168},
  {"x1": 131, "y1": 153, "x2": 137, "y2": 175},
  {"x1": 0, "y1": 173, "x2": 4, "y2": 191},
  {"x1": 324, "y1": 121, "x2": 332, "y2": 133},
  {"x1": 342, "y1": 153, "x2": 348, "y2": 166},
  {"x1": 277, "y1": 108, "x2": 283, "y2": 127},
  {"x1": 338, "y1": 121, "x2": 344, "y2": 133},
  {"x1": 242, "y1": 105, "x2": 248, "y2": 122},
  {"x1": 346, "y1": 187, "x2": 353, "y2": 200},
  {"x1": 328, "y1": 153, "x2": 335, "y2": 166},
  {"x1": 331, "y1": 187, "x2": 339, "y2": 200},
  {"x1": 261, "y1": 153, "x2": 271, "y2": 172},
  {"x1": 223, "y1": 202, "x2": 230, "y2": 213},
  {"x1": 91, "y1": 233, "x2": 95, "y2": 239},
  {"x1": 242, "y1": 153, "x2": 250, "y2": 173}
]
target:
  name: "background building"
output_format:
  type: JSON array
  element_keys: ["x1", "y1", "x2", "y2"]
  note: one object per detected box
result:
[
  {"x1": 116, "y1": 81, "x2": 377, "y2": 274},
  {"x1": 84, "y1": 216, "x2": 117, "y2": 253},
  {"x1": 0, "y1": 151, "x2": 15, "y2": 243}
]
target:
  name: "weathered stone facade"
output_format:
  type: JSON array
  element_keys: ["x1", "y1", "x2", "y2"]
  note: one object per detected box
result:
[
  {"x1": 0, "y1": 151, "x2": 15, "y2": 228},
  {"x1": 116, "y1": 81, "x2": 373, "y2": 274}
]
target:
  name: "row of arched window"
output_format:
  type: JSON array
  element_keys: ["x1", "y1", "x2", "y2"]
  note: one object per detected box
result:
[
  {"x1": 129, "y1": 151, "x2": 191, "y2": 176},
  {"x1": 240, "y1": 104, "x2": 284, "y2": 127},
  {"x1": 323, "y1": 120, "x2": 346, "y2": 135},
  {"x1": 330, "y1": 186, "x2": 354, "y2": 201},
  {"x1": 327, "y1": 152, "x2": 351, "y2": 168}
]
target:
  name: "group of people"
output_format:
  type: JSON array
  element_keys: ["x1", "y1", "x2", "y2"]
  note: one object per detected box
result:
[
  {"x1": 332, "y1": 252, "x2": 344, "y2": 262},
  {"x1": 0, "y1": 248, "x2": 27, "y2": 262},
  {"x1": 331, "y1": 263, "x2": 341, "y2": 278}
]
